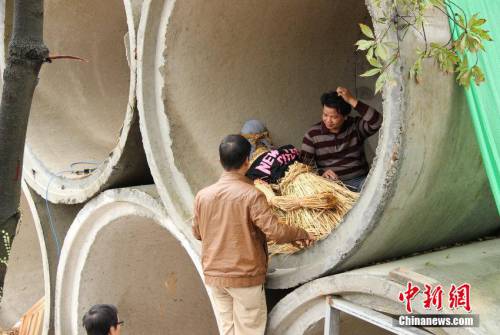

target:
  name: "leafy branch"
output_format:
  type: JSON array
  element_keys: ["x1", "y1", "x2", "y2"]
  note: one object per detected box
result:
[{"x1": 356, "y1": 0, "x2": 492, "y2": 94}]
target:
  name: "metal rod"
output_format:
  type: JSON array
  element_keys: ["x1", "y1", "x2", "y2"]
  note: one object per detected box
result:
[
  {"x1": 324, "y1": 296, "x2": 340, "y2": 335},
  {"x1": 325, "y1": 296, "x2": 430, "y2": 335}
]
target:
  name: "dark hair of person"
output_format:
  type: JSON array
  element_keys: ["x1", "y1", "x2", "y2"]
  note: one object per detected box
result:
[
  {"x1": 219, "y1": 134, "x2": 251, "y2": 171},
  {"x1": 320, "y1": 91, "x2": 351, "y2": 116},
  {"x1": 82, "y1": 304, "x2": 119, "y2": 335}
]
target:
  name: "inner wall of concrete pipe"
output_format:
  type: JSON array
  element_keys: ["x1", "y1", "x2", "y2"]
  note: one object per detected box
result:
[
  {"x1": 269, "y1": 239, "x2": 500, "y2": 334},
  {"x1": 16, "y1": 0, "x2": 148, "y2": 203},
  {"x1": 56, "y1": 187, "x2": 219, "y2": 335},
  {"x1": 267, "y1": 273, "x2": 408, "y2": 335},
  {"x1": 162, "y1": 0, "x2": 380, "y2": 194},
  {"x1": 28, "y1": 0, "x2": 129, "y2": 171},
  {"x1": 0, "y1": 187, "x2": 49, "y2": 334},
  {"x1": 137, "y1": 0, "x2": 380, "y2": 221},
  {"x1": 138, "y1": 0, "x2": 499, "y2": 290}
]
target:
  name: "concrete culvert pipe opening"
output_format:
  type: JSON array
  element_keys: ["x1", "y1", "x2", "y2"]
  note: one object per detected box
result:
[
  {"x1": 11, "y1": 0, "x2": 150, "y2": 204},
  {"x1": 55, "y1": 186, "x2": 219, "y2": 335},
  {"x1": 268, "y1": 239, "x2": 500, "y2": 334},
  {"x1": 137, "y1": 0, "x2": 499, "y2": 289},
  {"x1": 0, "y1": 183, "x2": 50, "y2": 334}
]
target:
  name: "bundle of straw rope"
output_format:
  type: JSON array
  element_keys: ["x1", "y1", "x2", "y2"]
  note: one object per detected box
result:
[{"x1": 255, "y1": 162, "x2": 359, "y2": 255}]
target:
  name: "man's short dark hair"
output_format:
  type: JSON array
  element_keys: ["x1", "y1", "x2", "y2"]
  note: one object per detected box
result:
[
  {"x1": 320, "y1": 91, "x2": 351, "y2": 116},
  {"x1": 219, "y1": 135, "x2": 251, "y2": 171},
  {"x1": 82, "y1": 304, "x2": 118, "y2": 335}
]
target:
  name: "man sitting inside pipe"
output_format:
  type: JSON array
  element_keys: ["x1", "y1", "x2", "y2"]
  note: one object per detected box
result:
[
  {"x1": 192, "y1": 135, "x2": 314, "y2": 335},
  {"x1": 301, "y1": 87, "x2": 382, "y2": 192}
]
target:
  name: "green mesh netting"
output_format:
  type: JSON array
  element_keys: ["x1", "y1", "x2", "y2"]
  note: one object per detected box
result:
[{"x1": 449, "y1": 1, "x2": 500, "y2": 214}]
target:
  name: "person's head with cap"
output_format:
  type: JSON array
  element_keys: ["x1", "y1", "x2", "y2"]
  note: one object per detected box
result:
[
  {"x1": 240, "y1": 119, "x2": 273, "y2": 155},
  {"x1": 82, "y1": 304, "x2": 123, "y2": 335}
]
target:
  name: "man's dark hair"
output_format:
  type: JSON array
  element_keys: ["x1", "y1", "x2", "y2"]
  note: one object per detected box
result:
[
  {"x1": 219, "y1": 134, "x2": 251, "y2": 171},
  {"x1": 82, "y1": 304, "x2": 119, "y2": 335},
  {"x1": 320, "y1": 91, "x2": 351, "y2": 116}
]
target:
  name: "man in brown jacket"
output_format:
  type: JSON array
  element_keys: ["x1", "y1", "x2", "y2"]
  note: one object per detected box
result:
[{"x1": 192, "y1": 134, "x2": 313, "y2": 335}]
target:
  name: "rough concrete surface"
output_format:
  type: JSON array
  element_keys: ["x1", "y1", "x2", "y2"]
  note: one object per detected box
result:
[
  {"x1": 137, "y1": 0, "x2": 499, "y2": 290},
  {"x1": 0, "y1": 181, "x2": 82, "y2": 335},
  {"x1": 0, "y1": 0, "x2": 151, "y2": 204},
  {"x1": 0, "y1": 183, "x2": 47, "y2": 332},
  {"x1": 55, "y1": 186, "x2": 219, "y2": 335},
  {"x1": 269, "y1": 238, "x2": 500, "y2": 334}
]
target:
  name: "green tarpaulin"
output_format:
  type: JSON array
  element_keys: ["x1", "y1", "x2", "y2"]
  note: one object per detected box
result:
[{"x1": 449, "y1": 1, "x2": 500, "y2": 214}]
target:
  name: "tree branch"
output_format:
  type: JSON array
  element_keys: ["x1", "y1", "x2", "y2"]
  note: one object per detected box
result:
[{"x1": 0, "y1": 0, "x2": 48, "y2": 294}]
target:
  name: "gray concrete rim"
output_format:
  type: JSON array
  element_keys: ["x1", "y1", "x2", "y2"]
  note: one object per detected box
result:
[
  {"x1": 18, "y1": 0, "x2": 147, "y2": 204},
  {"x1": 136, "y1": 0, "x2": 402, "y2": 286},
  {"x1": 269, "y1": 238, "x2": 500, "y2": 335},
  {"x1": 136, "y1": 0, "x2": 498, "y2": 290},
  {"x1": 0, "y1": 182, "x2": 50, "y2": 334},
  {"x1": 54, "y1": 185, "x2": 220, "y2": 335}
]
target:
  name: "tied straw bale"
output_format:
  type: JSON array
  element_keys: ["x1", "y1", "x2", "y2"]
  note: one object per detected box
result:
[{"x1": 254, "y1": 162, "x2": 358, "y2": 255}]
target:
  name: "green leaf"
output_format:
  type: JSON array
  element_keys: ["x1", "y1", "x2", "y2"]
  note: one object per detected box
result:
[
  {"x1": 457, "y1": 69, "x2": 472, "y2": 87},
  {"x1": 457, "y1": 14, "x2": 467, "y2": 30},
  {"x1": 410, "y1": 56, "x2": 423, "y2": 83},
  {"x1": 431, "y1": 45, "x2": 459, "y2": 74},
  {"x1": 429, "y1": 0, "x2": 444, "y2": 7},
  {"x1": 367, "y1": 54, "x2": 382, "y2": 68},
  {"x1": 375, "y1": 43, "x2": 390, "y2": 61},
  {"x1": 355, "y1": 39, "x2": 375, "y2": 51},
  {"x1": 360, "y1": 68, "x2": 382, "y2": 77},
  {"x1": 359, "y1": 23, "x2": 374, "y2": 39},
  {"x1": 367, "y1": 46, "x2": 374, "y2": 61},
  {"x1": 471, "y1": 65, "x2": 485, "y2": 85},
  {"x1": 375, "y1": 73, "x2": 387, "y2": 94},
  {"x1": 474, "y1": 28, "x2": 493, "y2": 42}
]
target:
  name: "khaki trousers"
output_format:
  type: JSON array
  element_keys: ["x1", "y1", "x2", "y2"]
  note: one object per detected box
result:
[{"x1": 209, "y1": 285, "x2": 267, "y2": 335}]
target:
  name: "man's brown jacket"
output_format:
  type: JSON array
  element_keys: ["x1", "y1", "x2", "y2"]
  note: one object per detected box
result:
[{"x1": 192, "y1": 171, "x2": 308, "y2": 288}]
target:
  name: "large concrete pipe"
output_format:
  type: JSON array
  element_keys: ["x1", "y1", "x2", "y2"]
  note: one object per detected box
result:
[
  {"x1": 137, "y1": 0, "x2": 499, "y2": 289},
  {"x1": 55, "y1": 186, "x2": 219, "y2": 335},
  {"x1": 268, "y1": 238, "x2": 500, "y2": 334},
  {"x1": 0, "y1": 182, "x2": 82, "y2": 335},
  {"x1": 0, "y1": 0, "x2": 151, "y2": 204},
  {"x1": 0, "y1": 182, "x2": 80, "y2": 334},
  {"x1": 25, "y1": 182, "x2": 83, "y2": 333},
  {"x1": 0, "y1": 183, "x2": 49, "y2": 333}
]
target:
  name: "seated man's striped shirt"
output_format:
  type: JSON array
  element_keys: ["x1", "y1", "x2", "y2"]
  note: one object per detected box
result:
[{"x1": 301, "y1": 101, "x2": 382, "y2": 181}]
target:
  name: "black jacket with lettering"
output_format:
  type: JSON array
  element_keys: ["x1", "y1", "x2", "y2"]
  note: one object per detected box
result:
[{"x1": 246, "y1": 145, "x2": 300, "y2": 183}]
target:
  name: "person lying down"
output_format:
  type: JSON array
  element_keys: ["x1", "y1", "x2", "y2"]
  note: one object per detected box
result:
[{"x1": 240, "y1": 120, "x2": 358, "y2": 255}]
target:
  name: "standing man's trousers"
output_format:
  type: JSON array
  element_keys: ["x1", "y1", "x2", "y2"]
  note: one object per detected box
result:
[{"x1": 208, "y1": 285, "x2": 267, "y2": 335}]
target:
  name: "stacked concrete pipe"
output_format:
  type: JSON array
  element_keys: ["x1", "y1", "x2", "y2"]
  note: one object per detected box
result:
[
  {"x1": 0, "y1": 182, "x2": 80, "y2": 335},
  {"x1": 268, "y1": 238, "x2": 500, "y2": 335},
  {"x1": 0, "y1": 183, "x2": 49, "y2": 333},
  {"x1": 136, "y1": 0, "x2": 499, "y2": 290},
  {"x1": 55, "y1": 186, "x2": 219, "y2": 335},
  {"x1": 0, "y1": 0, "x2": 151, "y2": 205}
]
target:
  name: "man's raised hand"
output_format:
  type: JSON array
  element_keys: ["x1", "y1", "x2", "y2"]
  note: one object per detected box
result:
[{"x1": 336, "y1": 86, "x2": 358, "y2": 108}]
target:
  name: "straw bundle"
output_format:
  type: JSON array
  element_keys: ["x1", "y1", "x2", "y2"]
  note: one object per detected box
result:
[
  {"x1": 255, "y1": 180, "x2": 337, "y2": 211},
  {"x1": 255, "y1": 162, "x2": 359, "y2": 255},
  {"x1": 254, "y1": 180, "x2": 287, "y2": 223}
]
